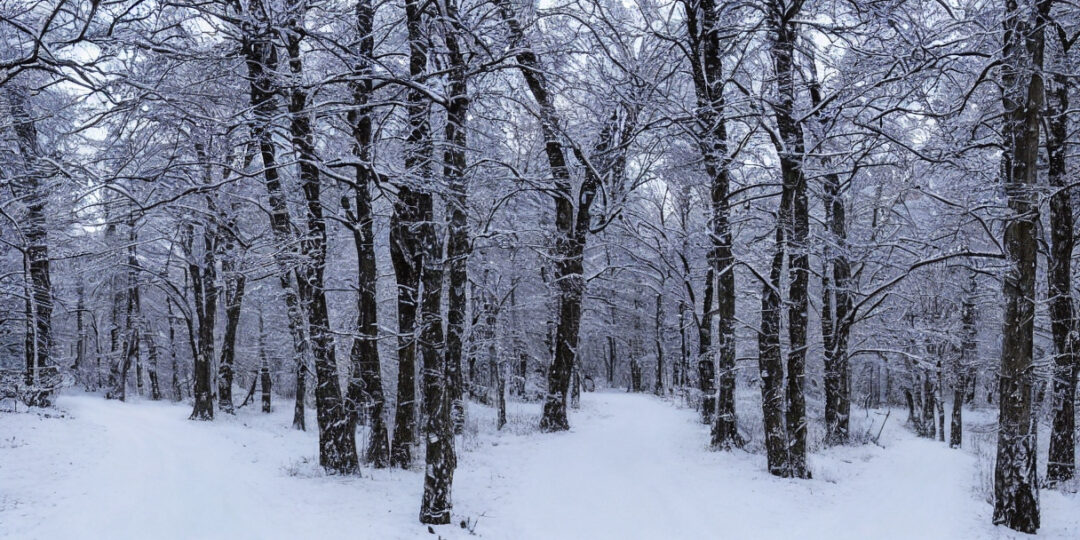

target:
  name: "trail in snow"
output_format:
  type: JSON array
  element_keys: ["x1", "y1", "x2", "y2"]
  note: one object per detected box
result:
[{"x1": 2, "y1": 392, "x2": 1077, "y2": 539}]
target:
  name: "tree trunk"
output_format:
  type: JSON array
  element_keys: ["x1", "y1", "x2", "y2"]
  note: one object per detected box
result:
[
  {"x1": 441, "y1": 0, "x2": 471, "y2": 436},
  {"x1": 283, "y1": 18, "x2": 358, "y2": 474},
  {"x1": 258, "y1": 311, "x2": 272, "y2": 413},
  {"x1": 1045, "y1": 33, "x2": 1077, "y2": 487},
  {"x1": 764, "y1": 0, "x2": 810, "y2": 478},
  {"x1": 240, "y1": 0, "x2": 311, "y2": 432},
  {"x1": 345, "y1": 0, "x2": 391, "y2": 469},
  {"x1": 698, "y1": 266, "x2": 716, "y2": 423},
  {"x1": 495, "y1": 0, "x2": 590, "y2": 432},
  {"x1": 218, "y1": 259, "x2": 245, "y2": 415},
  {"x1": 809, "y1": 71, "x2": 852, "y2": 448},
  {"x1": 389, "y1": 0, "x2": 435, "y2": 465},
  {"x1": 683, "y1": 0, "x2": 741, "y2": 449},
  {"x1": 143, "y1": 323, "x2": 162, "y2": 401},
  {"x1": 655, "y1": 294, "x2": 665, "y2": 396},
  {"x1": 993, "y1": 0, "x2": 1044, "y2": 531},
  {"x1": 184, "y1": 219, "x2": 216, "y2": 421},
  {"x1": 759, "y1": 199, "x2": 790, "y2": 477},
  {"x1": 7, "y1": 85, "x2": 54, "y2": 406}
]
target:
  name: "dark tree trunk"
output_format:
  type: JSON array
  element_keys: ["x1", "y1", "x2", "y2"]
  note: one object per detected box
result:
[
  {"x1": 495, "y1": 0, "x2": 588, "y2": 432},
  {"x1": 283, "y1": 18, "x2": 359, "y2": 475},
  {"x1": 809, "y1": 74, "x2": 852, "y2": 448},
  {"x1": 412, "y1": 0, "x2": 456, "y2": 522},
  {"x1": 1045, "y1": 33, "x2": 1077, "y2": 487},
  {"x1": 143, "y1": 323, "x2": 162, "y2": 401},
  {"x1": 922, "y1": 372, "x2": 936, "y2": 439},
  {"x1": 993, "y1": 0, "x2": 1044, "y2": 531},
  {"x1": 655, "y1": 294, "x2": 665, "y2": 396},
  {"x1": 441, "y1": 0, "x2": 471, "y2": 436},
  {"x1": 258, "y1": 312, "x2": 272, "y2": 413},
  {"x1": 345, "y1": 0, "x2": 391, "y2": 469},
  {"x1": 218, "y1": 258, "x2": 245, "y2": 415},
  {"x1": 389, "y1": 190, "x2": 421, "y2": 467},
  {"x1": 389, "y1": 0, "x2": 434, "y2": 466},
  {"x1": 184, "y1": 218, "x2": 216, "y2": 421},
  {"x1": 683, "y1": 0, "x2": 740, "y2": 450},
  {"x1": 167, "y1": 299, "x2": 183, "y2": 401},
  {"x1": 698, "y1": 266, "x2": 716, "y2": 423},
  {"x1": 759, "y1": 197, "x2": 790, "y2": 477},
  {"x1": 763, "y1": 0, "x2": 810, "y2": 479},
  {"x1": 240, "y1": 0, "x2": 310, "y2": 431},
  {"x1": 8, "y1": 85, "x2": 55, "y2": 406},
  {"x1": 607, "y1": 335, "x2": 617, "y2": 385}
]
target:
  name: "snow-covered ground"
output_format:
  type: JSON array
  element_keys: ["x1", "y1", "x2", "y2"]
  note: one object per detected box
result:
[{"x1": 1, "y1": 391, "x2": 1077, "y2": 539}]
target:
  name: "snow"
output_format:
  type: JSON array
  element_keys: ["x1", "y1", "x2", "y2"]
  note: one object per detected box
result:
[{"x1": 1, "y1": 392, "x2": 1077, "y2": 539}]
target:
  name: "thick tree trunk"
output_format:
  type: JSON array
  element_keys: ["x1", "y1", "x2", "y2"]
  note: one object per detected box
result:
[
  {"x1": 683, "y1": 0, "x2": 741, "y2": 450},
  {"x1": 441, "y1": 0, "x2": 471, "y2": 436},
  {"x1": 389, "y1": 0, "x2": 436, "y2": 465},
  {"x1": 283, "y1": 19, "x2": 358, "y2": 474},
  {"x1": 390, "y1": 193, "x2": 421, "y2": 468},
  {"x1": 8, "y1": 85, "x2": 54, "y2": 406},
  {"x1": 765, "y1": 0, "x2": 809, "y2": 479},
  {"x1": 240, "y1": 1, "x2": 310, "y2": 432},
  {"x1": 495, "y1": 0, "x2": 589, "y2": 432},
  {"x1": 1045, "y1": 41, "x2": 1077, "y2": 486},
  {"x1": 993, "y1": 0, "x2": 1044, "y2": 531},
  {"x1": 345, "y1": 0, "x2": 391, "y2": 469},
  {"x1": 409, "y1": 0, "x2": 455, "y2": 520},
  {"x1": 698, "y1": 266, "x2": 715, "y2": 423},
  {"x1": 809, "y1": 74, "x2": 853, "y2": 447},
  {"x1": 759, "y1": 195, "x2": 790, "y2": 477}
]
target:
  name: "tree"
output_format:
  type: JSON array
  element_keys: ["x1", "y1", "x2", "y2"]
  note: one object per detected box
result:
[{"x1": 992, "y1": 0, "x2": 1045, "y2": 531}]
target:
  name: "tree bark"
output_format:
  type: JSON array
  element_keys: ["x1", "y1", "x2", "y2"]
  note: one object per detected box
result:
[
  {"x1": 345, "y1": 0, "x2": 391, "y2": 469},
  {"x1": 1045, "y1": 28, "x2": 1077, "y2": 486},
  {"x1": 8, "y1": 85, "x2": 55, "y2": 406},
  {"x1": 183, "y1": 218, "x2": 216, "y2": 421},
  {"x1": 283, "y1": 15, "x2": 359, "y2": 474},
  {"x1": 993, "y1": 0, "x2": 1044, "y2": 531},
  {"x1": 809, "y1": 71, "x2": 852, "y2": 447},
  {"x1": 682, "y1": 0, "x2": 741, "y2": 450},
  {"x1": 440, "y1": 0, "x2": 471, "y2": 436},
  {"x1": 764, "y1": 0, "x2": 810, "y2": 478},
  {"x1": 495, "y1": 1, "x2": 589, "y2": 432},
  {"x1": 240, "y1": 0, "x2": 310, "y2": 431}
]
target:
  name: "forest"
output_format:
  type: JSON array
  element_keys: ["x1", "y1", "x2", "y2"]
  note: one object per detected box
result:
[{"x1": 1, "y1": 0, "x2": 1079, "y2": 538}]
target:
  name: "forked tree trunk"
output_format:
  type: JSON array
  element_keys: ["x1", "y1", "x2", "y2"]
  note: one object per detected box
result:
[
  {"x1": 993, "y1": 0, "x2": 1044, "y2": 531},
  {"x1": 762, "y1": 0, "x2": 810, "y2": 479},
  {"x1": 239, "y1": 0, "x2": 310, "y2": 432},
  {"x1": 495, "y1": 0, "x2": 588, "y2": 432}
]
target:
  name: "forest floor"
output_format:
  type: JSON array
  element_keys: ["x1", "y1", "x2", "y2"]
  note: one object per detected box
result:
[{"x1": 1, "y1": 390, "x2": 1077, "y2": 539}]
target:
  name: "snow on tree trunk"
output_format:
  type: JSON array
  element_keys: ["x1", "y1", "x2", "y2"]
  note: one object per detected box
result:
[
  {"x1": 6, "y1": 84, "x2": 54, "y2": 407},
  {"x1": 1045, "y1": 31, "x2": 1077, "y2": 487},
  {"x1": 344, "y1": 0, "x2": 391, "y2": 469},
  {"x1": 240, "y1": 2, "x2": 311, "y2": 432},
  {"x1": 283, "y1": 16, "x2": 359, "y2": 475},
  {"x1": 992, "y1": 0, "x2": 1044, "y2": 531}
]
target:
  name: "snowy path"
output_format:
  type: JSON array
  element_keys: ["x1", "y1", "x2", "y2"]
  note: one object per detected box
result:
[{"x1": 2, "y1": 392, "x2": 1077, "y2": 539}]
